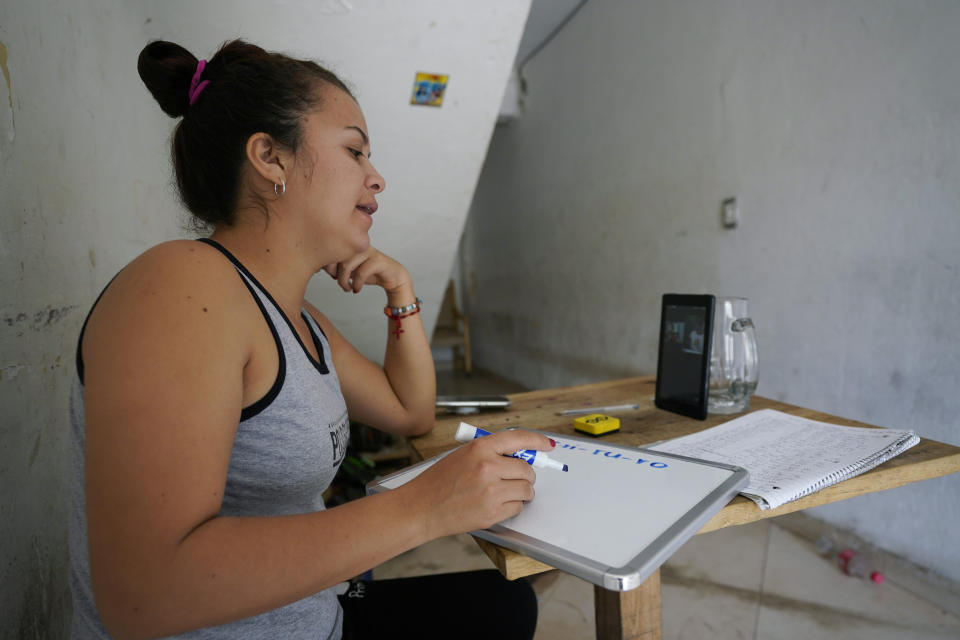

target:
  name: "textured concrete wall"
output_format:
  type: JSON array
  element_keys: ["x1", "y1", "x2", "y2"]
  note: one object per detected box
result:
[
  {"x1": 0, "y1": 3, "x2": 169, "y2": 635},
  {"x1": 463, "y1": 0, "x2": 960, "y2": 582}
]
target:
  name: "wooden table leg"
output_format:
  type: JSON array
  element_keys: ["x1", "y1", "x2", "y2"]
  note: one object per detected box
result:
[{"x1": 593, "y1": 569, "x2": 662, "y2": 640}]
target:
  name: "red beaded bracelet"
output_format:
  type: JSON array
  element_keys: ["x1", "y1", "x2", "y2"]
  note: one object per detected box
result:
[{"x1": 383, "y1": 298, "x2": 423, "y2": 339}]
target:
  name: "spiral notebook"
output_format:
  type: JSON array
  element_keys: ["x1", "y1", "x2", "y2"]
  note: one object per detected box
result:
[{"x1": 649, "y1": 409, "x2": 920, "y2": 510}]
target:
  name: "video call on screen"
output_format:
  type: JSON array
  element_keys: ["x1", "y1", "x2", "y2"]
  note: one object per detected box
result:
[{"x1": 659, "y1": 305, "x2": 707, "y2": 404}]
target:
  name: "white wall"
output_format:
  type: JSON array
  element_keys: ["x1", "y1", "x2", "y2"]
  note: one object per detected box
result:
[
  {"x1": 463, "y1": 0, "x2": 960, "y2": 582},
  {"x1": 0, "y1": 0, "x2": 529, "y2": 634}
]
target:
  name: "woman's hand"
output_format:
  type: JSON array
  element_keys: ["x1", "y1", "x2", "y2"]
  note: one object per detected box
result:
[
  {"x1": 323, "y1": 247, "x2": 410, "y2": 297},
  {"x1": 404, "y1": 430, "x2": 556, "y2": 540},
  {"x1": 312, "y1": 246, "x2": 432, "y2": 438}
]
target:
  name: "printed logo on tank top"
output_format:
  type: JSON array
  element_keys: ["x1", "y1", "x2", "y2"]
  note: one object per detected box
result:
[{"x1": 328, "y1": 411, "x2": 350, "y2": 466}]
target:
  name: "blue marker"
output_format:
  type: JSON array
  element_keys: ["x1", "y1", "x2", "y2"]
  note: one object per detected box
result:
[{"x1": 455, "y1": 423, "x2": 569, "y2": 472}]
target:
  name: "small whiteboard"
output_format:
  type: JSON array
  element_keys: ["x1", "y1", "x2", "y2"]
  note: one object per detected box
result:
[{"x1": 368, "y1": 430, "x2": 748, "y2": 591}]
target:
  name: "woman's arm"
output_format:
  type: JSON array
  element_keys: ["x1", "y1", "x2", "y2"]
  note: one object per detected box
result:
[
  {"x1": 83, "y1": 242, "x2": 552, "y2": 639},
  {"x1": 310, "y1": 247, "x2": 436, "y2": 436}
]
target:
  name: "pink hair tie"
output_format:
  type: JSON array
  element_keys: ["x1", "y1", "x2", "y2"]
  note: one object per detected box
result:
[{"x1": 188, "y1": 59, "x2": 210, "y2": 106}]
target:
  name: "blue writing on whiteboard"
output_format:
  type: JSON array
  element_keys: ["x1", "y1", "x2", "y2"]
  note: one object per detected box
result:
[{"x1": 552, "y1": 443, "x2": 668, "y2": 469}]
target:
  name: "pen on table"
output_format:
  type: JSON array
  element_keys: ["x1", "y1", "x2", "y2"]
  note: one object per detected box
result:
[
  {"x1": 455, "y1": 423, "x2": 569, "y2": 472},
  {"x1": 558, "y1": 403, "x2": 639, "y2": 416}
]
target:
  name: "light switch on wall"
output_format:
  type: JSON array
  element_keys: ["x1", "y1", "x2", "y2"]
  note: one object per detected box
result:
[{"x1": 721, "y1": 197, "x2": 738, "y2": 228}]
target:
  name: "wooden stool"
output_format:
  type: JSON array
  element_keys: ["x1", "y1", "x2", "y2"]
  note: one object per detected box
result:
[{"x1": 431, "y1": 280, "x2": 471, "y2": 374}]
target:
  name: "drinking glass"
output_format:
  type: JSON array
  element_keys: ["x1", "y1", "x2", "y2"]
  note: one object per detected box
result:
[{"x1": 708, "y1": 297, "x2": 759, "y2": 414}]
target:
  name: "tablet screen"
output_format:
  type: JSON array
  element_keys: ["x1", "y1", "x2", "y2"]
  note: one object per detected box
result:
[{"x1": 655, "y1": 294, "x2": 715, "y2": 420}]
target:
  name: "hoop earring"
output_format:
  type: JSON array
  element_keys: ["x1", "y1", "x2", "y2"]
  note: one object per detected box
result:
[{"x1": 274, "y1": 179, "x2": 286, "y2": 198}]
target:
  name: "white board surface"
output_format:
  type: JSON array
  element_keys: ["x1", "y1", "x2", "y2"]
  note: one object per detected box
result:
[{"x1": 371, "y1": 430, "x2": 748, "y2": 590}]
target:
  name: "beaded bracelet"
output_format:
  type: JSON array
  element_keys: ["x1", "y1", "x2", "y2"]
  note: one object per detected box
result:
[
  {"x1": 383, "y1": 297, "x2": 423, "y2": 339},
  {"x1": 384, "y1": 297, "x2": 423, "y2": 318}
]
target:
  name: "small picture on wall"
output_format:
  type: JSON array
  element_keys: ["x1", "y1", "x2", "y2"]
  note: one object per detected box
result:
[{"x1": 410, "y1": 72, "x2": 449, "y2": 107}]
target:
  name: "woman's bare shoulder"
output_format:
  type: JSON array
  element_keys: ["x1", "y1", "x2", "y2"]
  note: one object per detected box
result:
[
  {"x1": 84, "y1": 239, "x2": 250, "y2": 357},
  {"x1": 103, "y1": 239, "x2": 241, "y2": 303},
  {"x1": 123, "y1": 238, "x2": 233, "y2": 278}
]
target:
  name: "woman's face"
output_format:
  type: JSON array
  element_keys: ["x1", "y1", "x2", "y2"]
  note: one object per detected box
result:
[{"x1": 287, "y1": 87, "x2": 386, "y2": 265}]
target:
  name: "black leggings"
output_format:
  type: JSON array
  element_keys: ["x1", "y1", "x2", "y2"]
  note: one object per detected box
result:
[{"x1": 338, "y1": 570, "x2": 538, "y2": 640}]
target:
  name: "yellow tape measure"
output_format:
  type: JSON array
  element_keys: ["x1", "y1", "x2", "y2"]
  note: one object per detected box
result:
[{"x1": 573, "y1": 413, "x2": 620, "y2": 436}]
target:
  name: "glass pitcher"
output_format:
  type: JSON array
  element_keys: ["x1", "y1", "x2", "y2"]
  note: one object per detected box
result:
[{"x1": 708, "y1": 297, "x2": 759, "y2": 414}]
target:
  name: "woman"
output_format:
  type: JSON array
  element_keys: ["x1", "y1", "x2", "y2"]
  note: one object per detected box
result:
[{"x1": 68, "y1": 39, "x2": 549, "y2": 639}]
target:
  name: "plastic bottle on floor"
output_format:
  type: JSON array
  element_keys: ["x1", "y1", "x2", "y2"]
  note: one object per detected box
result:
[{"x1": 815, "y1": 535, "x2": 885, "y2": 584}]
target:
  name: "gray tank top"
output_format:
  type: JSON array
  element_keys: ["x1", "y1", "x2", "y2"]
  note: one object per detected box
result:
[{"x1": 68, "y1": 238, "x2": 350, "y2": 639}]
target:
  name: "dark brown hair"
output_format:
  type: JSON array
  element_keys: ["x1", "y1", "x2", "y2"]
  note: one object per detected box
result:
[{"x1": 137, "y1": 39, "x2": 353, "y2": 226}]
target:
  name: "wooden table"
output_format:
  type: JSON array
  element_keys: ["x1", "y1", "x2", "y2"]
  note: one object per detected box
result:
[{"x1": 411, "y1": 376, "x2": 960, "y2": 640}]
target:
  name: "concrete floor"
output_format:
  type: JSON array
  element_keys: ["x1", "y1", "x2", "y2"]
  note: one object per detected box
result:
[{"x1": 370, "y1": 366, "x2": 960, "y2": 639}]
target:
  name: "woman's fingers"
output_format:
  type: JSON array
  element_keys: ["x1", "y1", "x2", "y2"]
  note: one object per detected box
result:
[
  {"x1": 322, "y1": 247, "x2": 413, "y2": 296},
  {"x1": 346, "y1": 257, "x2": 379, "y2": 294},
  {"x1": 324, "y1": 249, "x2": 381, "y2": 294},
  {"x1": 485, "y1": 429, "x2": 556, "y2": 456},
  {"x1": 334, "y1": 251, "x2": 369, "y2": 293},
  {"x1": 501, "y1": 477, "x2": 536, "y2": 503}
]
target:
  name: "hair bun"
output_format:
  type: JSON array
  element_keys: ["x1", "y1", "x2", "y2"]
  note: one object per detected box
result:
[{"x1": 137, "y1": 40, "x2": 199, "y2": 118}]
